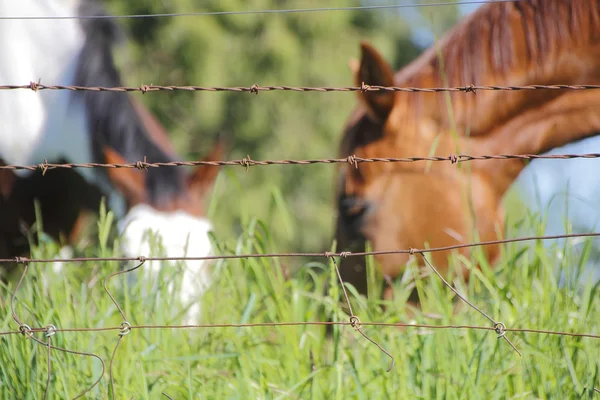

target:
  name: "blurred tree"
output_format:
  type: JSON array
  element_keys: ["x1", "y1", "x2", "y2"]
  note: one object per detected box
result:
[{"x1": 102, "y1": 0, "x2": 460, "y2": 258}]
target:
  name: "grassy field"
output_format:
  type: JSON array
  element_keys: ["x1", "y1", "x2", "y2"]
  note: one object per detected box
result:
[
  {"x1": 1, "y1": 191, "x2": 600, "y2": 400},
  {"x1": 3, "y1": 3, "x2": 598, "y2": 398}
]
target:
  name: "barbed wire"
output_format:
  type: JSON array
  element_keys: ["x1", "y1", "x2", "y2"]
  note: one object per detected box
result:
[
  {"x1": 5, "y1": 239, "x2": 600, "y2": 395},
  {"x1": 4, "y1": 231, "x2": 600, "y2": 396},
  {"x1": 4, "y1": 152, "x2": 600, "y2": 174},
  {"x1": 0, "y1": 0, "x2": 519, "y2": 21},
  {"x1": 2, "y1": 231, "x2": 599, "y2": 265},
  {"x1": 3, "y1": 82, "x2": 600, "y2": 94},
  {"x1": 2, "y1": 322, "x2": 599, "y2": 339},
  {"x1": 3, "y1": 1, "x2": 598, "y2": 394}
]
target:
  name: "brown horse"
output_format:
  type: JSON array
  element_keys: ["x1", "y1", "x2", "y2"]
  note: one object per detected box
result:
[{"x1": 335, "y1": 0, "x2": 600, "y2": 300}]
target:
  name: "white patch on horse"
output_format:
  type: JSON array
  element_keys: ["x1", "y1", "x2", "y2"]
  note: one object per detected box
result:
[
  {"x1": 513, "y1": 135, "x2": 600, "y2": 285},
  {"x1": 117, "y1": 204, "x2": 214, "y2": 324},
  {"x1": 0, "y1": 0, "x2": 128, "y2": 273},
  {"x1": 0, "y1": 1, "x2": 93, "y2": 182}
]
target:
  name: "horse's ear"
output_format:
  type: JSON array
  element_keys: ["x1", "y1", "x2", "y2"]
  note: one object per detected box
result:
[
  {"x1": 355, "y1": 41, "x2": 396, "y2": 122},
  {"x1": 188, "y1": 139, "x2": 226, "y2": 195},
  {"x1": 103, "y1": 147, "x2": 146, "y2": 206}
]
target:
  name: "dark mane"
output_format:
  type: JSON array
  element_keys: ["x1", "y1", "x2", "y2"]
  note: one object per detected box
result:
[{"x1": 73, "y1": 0, "x2": 185, "y2": 208}]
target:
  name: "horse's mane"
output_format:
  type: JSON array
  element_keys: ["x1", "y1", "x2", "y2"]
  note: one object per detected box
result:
[
  {"x1": 365, "y1": 0, "x2": 600, "y2": 138},
  {"x1": 73, "y1": 0, "x2": 186, "y2": 208},
  {"x1": 398, "y1": 0, "x2": 600, "y2": 87}
]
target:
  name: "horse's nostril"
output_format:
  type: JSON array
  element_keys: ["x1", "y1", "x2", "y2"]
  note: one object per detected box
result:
[
  {"x1": 341, "y1": 197, "x2": 370, "y2": 218},
  {"x1": 339, "y1": 197, "x2": 372, "y2": 241}
]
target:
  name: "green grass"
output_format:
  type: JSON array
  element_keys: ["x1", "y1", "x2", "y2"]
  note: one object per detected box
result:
[{"x1": 1, "y1": 197, "x2": 600, "y2": 399}]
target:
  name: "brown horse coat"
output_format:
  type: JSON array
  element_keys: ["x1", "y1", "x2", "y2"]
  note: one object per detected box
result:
[{"x1": 336, "y1": 0, "x2": 600, "y2": 297}]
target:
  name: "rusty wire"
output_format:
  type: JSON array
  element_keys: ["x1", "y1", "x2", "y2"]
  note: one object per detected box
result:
[
  {"x1": 2, "y1": 231, "x2": 599, "y2": 265},
  {"x1": 2, "y1": 322, "x2": 599, "y2": 339},
  {"x1": 419, "y1": 253, "x2": 521, "y2": 355},
  {"x1": 3, "y1": 3, "x2": 599, "y2": 393},
  {"x1": 5, "y1": 244, "x2": 600, "y2": 396},
  {"x1": 8, "y1": 261, "x2": 105, "y2": 399},
  {"x1": 2, "y1": 82, "x2": 600, "y2": 94},
  {"x1": 3, "y1": 152, "x2": 600, "y2": 174},
  {"x1": 4, "y1": 209, "x2": 600, "y2": 395},
  {"x1": 329, "y1": 256, "x2": 396, "y2": 371},
  {"x1": 102, "y1": 260, "x2": 143, "y2": 400},
  {"x1": 3, "y1": 229, "x2": 597, "y2": 392}
]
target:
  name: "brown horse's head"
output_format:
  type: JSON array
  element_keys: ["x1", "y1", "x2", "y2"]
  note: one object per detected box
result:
[
  {"x1": 335, "y1": 0, "x2": 600, "y2": 298},
  {"x1": 335, "y1": 43, "x2": 504, "y2": 297}
]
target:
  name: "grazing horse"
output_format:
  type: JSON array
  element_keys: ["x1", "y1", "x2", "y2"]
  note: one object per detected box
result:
[
  {"x1": 0, "y1": 0, "x2": 223, "y2": 323},
  {"x1": 335, "y1": 0, "x2": 600, "y2": 300}
]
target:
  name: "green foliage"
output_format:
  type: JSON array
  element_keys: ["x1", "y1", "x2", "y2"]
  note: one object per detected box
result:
[
  {"x1": 1, "y1": 211, "x2": 599, "y2": 398},
  {"x1": 102, "y1": 0, "x2": 422, "y2": 256}
]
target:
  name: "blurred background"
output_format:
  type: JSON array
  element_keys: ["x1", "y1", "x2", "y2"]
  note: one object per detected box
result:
[{"x1": 103, "y1": 0, "x2": 479, "y2": 258}]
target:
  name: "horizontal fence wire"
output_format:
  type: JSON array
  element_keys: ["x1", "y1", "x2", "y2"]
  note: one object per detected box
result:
[
  {"x1": 2, "y1": 231, "x2": 600, "y2": 265},
  {"x1": 4, "y1": 153, "x2": 600, "y2": 174},
  {"x1": 2, "y1": 82, "x2": 600, "y2": 94},
  {"x1": 2, "y1": 322, "x2": 600, "y2": 339},
  {"x1": 3, "y1": 231, "x2": 600, "y2": 397},
  {"x1": 2, "y1": 61, "x2": 600, "y2": 399},
  {"x1": 2, "y1": 103, "x2": 600, "y2": 397},
  {"x1": 3, "y1": 1, "x2": 599, "y2": 395},
  {"x1": 4, "y1": 163, "x2": 600, "y2": 392},
  {"x1": 0, "y1": 0, "x2": 521, "y2": 20}
]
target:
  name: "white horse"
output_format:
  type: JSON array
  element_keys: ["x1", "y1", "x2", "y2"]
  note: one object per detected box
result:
[{"x1": 0, "y1": 0, "x2": 222, "y2": 323}]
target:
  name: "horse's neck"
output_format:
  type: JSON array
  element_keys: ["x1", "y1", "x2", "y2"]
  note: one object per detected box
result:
[
  {"x1": 397, "y1": 51, "x2": 600, "y2": 142},
  {"x1": 390, "y1": 81, "x2": 600, "y2": 197},
  {"x1": 386, "y1": 1, "x2": 600, "y2": 197},
  {"x1": 0, "y1": 1, "x2": 84, "y2": 97},
  {"x1": 0, "y1": 0, "x2": 88, "y2": 168},
  {"x1": 0, "y1": 0, "x2": 128, "y2": 216},
  {"x1": 394, "y1": 0, "x2": 600, "y2": 142}
]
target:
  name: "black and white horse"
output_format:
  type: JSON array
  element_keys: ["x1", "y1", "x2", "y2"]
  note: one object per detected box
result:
[{"x1": 0, "y1": 0, "x2": 223, "y2": 322}]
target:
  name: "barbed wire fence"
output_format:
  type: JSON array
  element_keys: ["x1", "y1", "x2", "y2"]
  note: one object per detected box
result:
[
  {"x1": 2, "y1": 149, "x2": 600, "y2": 397},
  {"x1": 3, "y1": 234, "x2": 600, "y2": 397},
  {"x1": 4, "y1": 81, "x2": 600, "y2": 94},
  {"x1": 2, "y1": 0, "x2": 600, "y2": 395}
]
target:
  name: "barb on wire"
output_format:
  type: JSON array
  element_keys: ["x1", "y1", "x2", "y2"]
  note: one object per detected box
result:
[
  {"x1": 3, "y1": 152, "x2": 600, "y2": 173},
  {"x1": 328, "y1": 255, "x2": 395, "y2": 372},
  {"x1": 1, "y1": 82, "x2": 599, "y2": 94},
  {"x1": 418, "y1": 253, "x2": 521, "y2": 356},
  {"x1": 2, "y1": 232, "x2": 599, "y2": 265}
]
